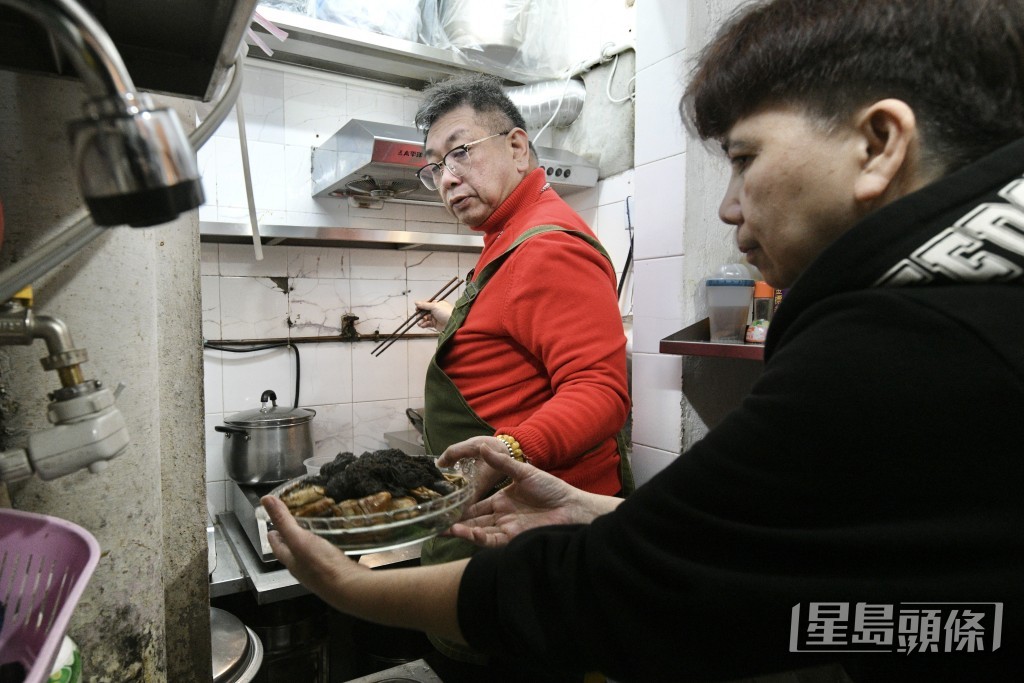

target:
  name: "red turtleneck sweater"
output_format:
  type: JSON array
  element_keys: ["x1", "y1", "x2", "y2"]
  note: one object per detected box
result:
[{"x1": 441, "y1": 168, "x2": 630, "y2": 495}]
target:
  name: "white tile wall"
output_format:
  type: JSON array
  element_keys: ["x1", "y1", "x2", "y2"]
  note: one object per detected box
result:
[
  {"x1": 408, "y1": 339, "x2": 436, "y2": 400},
  {"x1": 298, "y1": 343, "x2": 354, "y2": 405},
  {"x1": 632, "y1": 255, "x2": 687, "y2": 355},
  {"x1": 595, "y1": 201, "x2": 633, "y2": 277},
  {"x1": 352, "y1": 399, "x2": 413, "y2": 453},
  {"x1": 566, "y1": 170, "x2": 635, "y2": 282},
  {"x1": 200, "y1": 276, "x2": 221, "y2": 340},
  {"x1": 219, "y1": 242, "x2": 289, "y2": 276},
  {"x1": 220, "y1": 346, "x2": 295, "y2": 411},
  {"x1": 289, "y1": 277, "x2": 352, "y2": 336},
  {"x1": 633, "y1": 153, "x2": 687, "y2": 260},
  {"x1": 288, "y1": 246, "x2": 349, "y2": 279},
  {"x1": 629, "y1": 2, "x2": 694, "y2": 477},
  {"x1": 630, "y1": 353, "x2": 684, "y2": 455},
  {"x1": 200, "y1": 61, "x2": 636, "y2": 511},
  {"x1": 633, "y1": 51, "x2": 688, "y2": 167},
  {"x1": 634, "y1": 0, "x2": 689, "y2": 71},
  {"x1": 629, "y1": 443, "x2": 681, "y2": 488},
  {"x1": 627, "y1": 0, "x2": 757, "y2": 477},
  {"x1": 203, "y1": 349, "x2": 224, "y2": 414}
]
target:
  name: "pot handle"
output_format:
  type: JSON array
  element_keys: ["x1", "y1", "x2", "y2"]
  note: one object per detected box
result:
[
  {"x1": 260, "y1": 389, "x2": 278, "y2": 410},
  {"x1": 215, "y1": 425, "x2": 250, "y2": 440}
]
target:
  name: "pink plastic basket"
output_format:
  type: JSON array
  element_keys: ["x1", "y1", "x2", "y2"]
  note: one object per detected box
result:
[{"x1": 0, "y1": 508, "x2": 100, "y2": 683}]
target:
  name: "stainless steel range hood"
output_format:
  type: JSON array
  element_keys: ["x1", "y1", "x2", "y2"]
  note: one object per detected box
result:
[{"x1": 312, "y1": 119, "x2": 599, "y2": 208}]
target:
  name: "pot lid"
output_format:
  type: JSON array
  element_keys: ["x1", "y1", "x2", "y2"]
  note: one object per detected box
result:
[
  {"x1": 211, "y1": 607, "x2": 251, "y2": 683},
  {"x1": 224, "y1": 389, "x2": 315, "y2": 427}
]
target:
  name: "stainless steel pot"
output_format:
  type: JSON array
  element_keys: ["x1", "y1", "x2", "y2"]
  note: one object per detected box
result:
[
  {"x1": 211, "y1": 607, "x2": 263, "y2": 683},
  {"x1": 216, "y1": 389, "x2": 316, "y2": 485}
]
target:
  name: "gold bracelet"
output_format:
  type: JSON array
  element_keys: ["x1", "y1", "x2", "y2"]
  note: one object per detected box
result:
[{"x1": 495, "y1": 434, "x2": 527, "y2": 462}]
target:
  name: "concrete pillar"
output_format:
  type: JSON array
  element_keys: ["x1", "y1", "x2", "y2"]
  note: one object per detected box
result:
[{"x1": 0, "y1": 69, "x2": 210, "y2": 681}]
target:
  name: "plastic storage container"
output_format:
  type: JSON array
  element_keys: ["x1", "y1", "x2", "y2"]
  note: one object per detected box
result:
[
  {"x1": 303, "y1": 454, "x2": 335, "y2": 476},
  {"x1": 706, "y1": 265, "x2": 755, "y2": 343},
  {"x1": 0, "y1": 509, "x2": 100, "y2": 683}
]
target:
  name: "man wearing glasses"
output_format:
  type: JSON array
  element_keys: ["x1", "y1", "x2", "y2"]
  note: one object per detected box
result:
[{"x1": 410, "y1": 74, "x2": 631, "y2": 681}]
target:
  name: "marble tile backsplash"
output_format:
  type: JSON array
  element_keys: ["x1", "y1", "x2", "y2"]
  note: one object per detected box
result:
[{"x1": 200, "y1": 59, "x2": 634, "y2": 512}]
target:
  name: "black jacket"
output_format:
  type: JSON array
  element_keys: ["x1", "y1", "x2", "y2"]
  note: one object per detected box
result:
[{"x1": 458, "y1": 137, "x2": 1024, "y2": 682}]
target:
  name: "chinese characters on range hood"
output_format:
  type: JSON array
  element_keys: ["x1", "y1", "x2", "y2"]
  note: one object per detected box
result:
[{"x1": 311, "y1": 119, "x2": 599, "y2": 209}]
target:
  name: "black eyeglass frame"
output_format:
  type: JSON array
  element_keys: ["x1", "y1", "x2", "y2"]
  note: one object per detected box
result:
[{"x1": 415, "y1": 130, "x2": 512, "y2": 191}]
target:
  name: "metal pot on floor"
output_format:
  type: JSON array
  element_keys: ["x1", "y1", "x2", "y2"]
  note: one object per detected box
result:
[
  {"x1": 212, "y1": 594, "x2": 332, "y2": 683},
  {"x1": 216, "y1": 389, "x2": 316, "y2": 485},
  {"x1": 211, "y1": 607, "x2": 263, "y2": 683}
]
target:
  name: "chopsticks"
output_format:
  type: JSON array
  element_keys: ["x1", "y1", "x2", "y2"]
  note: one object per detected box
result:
[{"x1": 371, "y1": 276, "x2": 463, "y2": 356}]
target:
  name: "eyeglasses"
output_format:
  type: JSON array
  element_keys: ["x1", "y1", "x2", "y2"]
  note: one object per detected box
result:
[{"x1": 416, "y1": 131, "x2": 510, "y2": 191}]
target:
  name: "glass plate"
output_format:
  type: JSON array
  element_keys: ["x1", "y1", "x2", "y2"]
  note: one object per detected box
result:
[{"x1": 259, "y1": 461, "x2": 475, "y2": 555}]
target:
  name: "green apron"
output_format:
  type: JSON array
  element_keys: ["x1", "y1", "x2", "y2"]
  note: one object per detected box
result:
[{"x1": 421, "y1": 225, "x2": 632, "y2": 665}]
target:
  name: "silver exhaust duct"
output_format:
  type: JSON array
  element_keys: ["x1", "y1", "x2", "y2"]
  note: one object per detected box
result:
[{"x1": 504, "y1": 78, "x2": 586, "y2": 130}]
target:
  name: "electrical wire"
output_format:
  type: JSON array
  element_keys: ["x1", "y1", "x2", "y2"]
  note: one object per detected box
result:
[
  {"x1": 532, "y1": 42, "x2": 635, "y2": 142},
  {"x1": 617, "y1": 195, "x2": 635, "y2": 301},
  {"x1": 203, "y1": 341, "x2": 301, "y2": 409},
  {"x1": 605, "y1": 53, "x2": 636, "y2": 104}
]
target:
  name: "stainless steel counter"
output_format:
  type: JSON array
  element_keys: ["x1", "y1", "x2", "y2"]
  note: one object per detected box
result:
[
  {"x1": 209, "y1": 515, "x2": 247, "y2": 598},
  {"x1": 210, "y1": 512, "x2": 422, "y2": 605}
]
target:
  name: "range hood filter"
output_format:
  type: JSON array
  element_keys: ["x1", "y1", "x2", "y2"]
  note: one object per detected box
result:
[{"x1": 312, "y1": 119, "x2": 598, "y2": 207}]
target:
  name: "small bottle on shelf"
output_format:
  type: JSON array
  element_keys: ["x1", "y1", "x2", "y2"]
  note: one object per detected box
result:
[{"x1": 752, "y1": 281, "x2": 775, "y2": 322}]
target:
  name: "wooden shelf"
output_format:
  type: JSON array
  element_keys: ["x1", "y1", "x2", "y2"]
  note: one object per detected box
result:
[{"x1": 659, "y1": 318, "x2": 765, "y2": 361}]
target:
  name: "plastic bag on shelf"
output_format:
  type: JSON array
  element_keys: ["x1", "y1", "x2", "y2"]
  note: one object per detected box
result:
[
  {"x1": 424, "y1": 0, "x2": 569, "y2": 80},
  {"x1": 258, "y1": 0, "x2": 313, "y2": 16},
  {"x1": 315, "y1": 0, "x2": 422, "y2": 43}
]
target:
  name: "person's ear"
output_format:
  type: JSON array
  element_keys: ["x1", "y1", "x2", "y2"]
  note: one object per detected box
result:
[
  {"x1": 508, "y1": 128, "x2": 531, "y2": 172},
  {"x1": 853, "y1": 99, "x2": 918, "y2": 202}
]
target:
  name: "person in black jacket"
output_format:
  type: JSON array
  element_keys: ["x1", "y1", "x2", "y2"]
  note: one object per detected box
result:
[{"x1": 261, "y1": 1, "x2": 1024, "y2": 681}]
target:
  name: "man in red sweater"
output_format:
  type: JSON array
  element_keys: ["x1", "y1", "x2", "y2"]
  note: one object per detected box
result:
[
  {"x1": 410, "y1": 74, "x2": 631, "y2": 680},
  {"x1": 413, "y1": 75, "x2": 631, "y2": 500}
]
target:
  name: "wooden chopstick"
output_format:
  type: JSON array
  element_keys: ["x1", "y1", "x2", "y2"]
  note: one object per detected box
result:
[
  {"x1": 370, "y1": 310, "x2": 432, "y2": 357},
  {"x1": 371, "y1": 276, "x2": 458, "y2": 353},
  {"x1": 371, "y1": 276, "x2": 463, "y2": 356},
  {"x1": 371, "y1": 278, "x2": 462, "y2": 357}
]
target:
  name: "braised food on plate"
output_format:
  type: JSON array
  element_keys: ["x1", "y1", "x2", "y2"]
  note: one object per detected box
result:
[{"x1": 263, "y1": 449, "x2": 474, "y2": 553}]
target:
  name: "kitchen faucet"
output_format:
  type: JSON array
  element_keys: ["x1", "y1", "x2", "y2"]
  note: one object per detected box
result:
[
  {"x1": 0, "y1": 288, "x2": 128, "y2": 482},
  {"x1": 0, "y1": 0, "x2": 203, "y2": 227}
]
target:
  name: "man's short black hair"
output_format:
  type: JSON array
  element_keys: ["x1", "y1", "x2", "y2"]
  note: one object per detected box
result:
[{"x1": 415, "y1": 73, "x2": 529, "y2": 141}]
